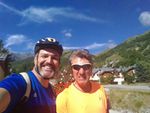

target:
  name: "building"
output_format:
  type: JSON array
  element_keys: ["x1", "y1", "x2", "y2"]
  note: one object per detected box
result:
[
  {"x1": 0, "y1": 53, "x2": 14, "y2": 80},
  {"x1": 91, "y1": 66, "x2": 136, "y2": 85}
]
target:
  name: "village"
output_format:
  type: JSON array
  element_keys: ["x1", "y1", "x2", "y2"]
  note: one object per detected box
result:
[{"x1": 0, "y1": 52, "x2": 137, "y2": 86}]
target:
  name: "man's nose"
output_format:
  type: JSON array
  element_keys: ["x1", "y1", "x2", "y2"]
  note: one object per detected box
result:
[
  {"x1": 78, "y1": 67, "x2": 85, "y2": 74},
  {"x1": 47, "y1": 56, "x2": 53, "y2": 64}
]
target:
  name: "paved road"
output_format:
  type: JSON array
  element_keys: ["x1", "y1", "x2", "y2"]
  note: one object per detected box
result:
[
  {"x1": 109, "y1": 109, "x2": 120, "y2": 113},
  {"x1": 104, "y1": 84, "x2": 150, "y2": 91},
  {"x1": 109, "y1": 109, "x2": 133, "y2": 113}
]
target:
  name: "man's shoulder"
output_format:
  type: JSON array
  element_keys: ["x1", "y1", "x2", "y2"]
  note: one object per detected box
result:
[
  {"x1": 91, "y1": 81, "x2": 101, "y2": 87},
  {"x1": 0, "y1": 72, "x2": 28, "y2": 92},
  {"x1": 1, "y1": 73, "x2": 24, "y2": 83}
]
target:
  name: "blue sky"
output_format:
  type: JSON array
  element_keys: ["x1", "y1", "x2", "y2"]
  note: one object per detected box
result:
[{"x1": 0, "y1": 0, "x2": 150, "y2": 54}]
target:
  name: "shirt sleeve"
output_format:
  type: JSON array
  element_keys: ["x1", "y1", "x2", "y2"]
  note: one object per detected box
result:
[
  {"x1": 100, "y1": 85, "x2": 109, "y2": 113},
  {"x1": 0, "y1": 73, "x2": 26, "y2": 112}
]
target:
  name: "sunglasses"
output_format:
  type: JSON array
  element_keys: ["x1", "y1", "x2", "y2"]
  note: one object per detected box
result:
[{"x1": 71, "y1": 64, "x2": 92, "y2": 71}]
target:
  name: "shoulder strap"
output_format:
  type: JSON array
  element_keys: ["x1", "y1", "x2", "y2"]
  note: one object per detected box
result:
[{"x1": 19, "y1": 72, "x2": 31, "y2": 100}]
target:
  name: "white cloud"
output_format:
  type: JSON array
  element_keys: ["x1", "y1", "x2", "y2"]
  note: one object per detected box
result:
[
  {"x1": 4, "y1": 34, "x2": 35, "y2": 53},
  {"x1": 85, "y1": 40, "x2": 117, "y2": 50},
  {"x1": 106, "y1": 40, "x2": 117, "y2": 49},
  {"x1": 22, "y1": 7, "x2": 103, "y2": 24},
  {"x1": 139, "y1": 11, "x2": 150, "y2": 26},
  {"x1": 63, "y1": 40, "x2": 117, "y2": 52},
  {"x1": 64, "y1": 32, "x2": 72, "y2": 38},
  {"x1": 5, "y1": 34, "x2": 26, "y2": 47},
  {"x1": 21, "y1": 7, "x2": 55, "y2": 24},
  {"x1": 85, "y1": 43, "x2": 105, "y2": 49},
  {"x1": 63, "y1": 46, "x2": 80, "y2": 50},
  {"x1": 27, "y1": 42, "x2": 35, "y2": 50},
  {"x1": 62, "y1": 29, "x2": 72, "y2": 38},
  {"x1": 22, "y1": 7, "x2": 105, "y2": 24},
  {"x1": 3, "y1": 33, "x2": 117, "y2": 54},
  {"x1": 0, "y1": 1, "x2": 106, "y2": 25}
]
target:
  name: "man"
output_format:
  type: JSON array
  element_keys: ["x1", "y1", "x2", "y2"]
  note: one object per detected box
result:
[
  {"x1": 0, "y1": 37, "x2": 63, "y2": 113},
  {"x1": 56, "y1": 49, "x2": 109, "y2": 113}
]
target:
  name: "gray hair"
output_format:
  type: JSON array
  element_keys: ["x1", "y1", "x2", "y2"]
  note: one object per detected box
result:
[{"x1": 69, "y1": 49, "x2": 93, "y2": 64}]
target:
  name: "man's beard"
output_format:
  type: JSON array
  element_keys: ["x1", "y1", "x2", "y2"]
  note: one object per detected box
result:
[
  {"x1": 36, "y1": 64, "x2": 57, "y2": 80},
  {"x1": 42, "y1": 69, "x2": 55, "y2": 80}
]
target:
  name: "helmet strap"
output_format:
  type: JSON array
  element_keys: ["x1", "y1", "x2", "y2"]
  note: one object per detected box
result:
[
  {"x1": 34, "y1": 53, "x2": 44, "y2": 78},
  {"x1": 35, "y1": 66, "x2": 42, "y2": 77}
]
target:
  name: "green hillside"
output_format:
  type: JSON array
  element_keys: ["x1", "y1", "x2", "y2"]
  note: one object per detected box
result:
[
  {"x1": 95, "y1": 31, "x2": 150, "y2": 82},
  {"x1": 11, "y1": 57, "x2": 34, "y2": 73}
]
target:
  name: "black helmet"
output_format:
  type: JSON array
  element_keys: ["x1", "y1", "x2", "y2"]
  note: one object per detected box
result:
[{"x1": 34, "y1": 37, "x2": 63, "y2": 56}]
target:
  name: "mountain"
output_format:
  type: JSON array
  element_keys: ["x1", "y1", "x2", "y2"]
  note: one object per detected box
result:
[
  {"x1": 94, "y1": 31, "x2": 150, "y2": 82},
  {"x1": 95, "y1": 31, "x2": 150, "y2": 67},
  {"x1": 10, "y1": 50, "x2": 72, "y2": 73},
  {"x1": 11, "y1": 56, "x2": 34, "y2": 73},
  {"x1": 10, "y1": 31, "x2": 150, "y2": 82},
  {"x1": 13, "y1": 52, "x2": 34, "y2": 60}
]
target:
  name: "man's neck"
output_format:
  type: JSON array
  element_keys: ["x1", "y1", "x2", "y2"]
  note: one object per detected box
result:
[
  {"x1": 32, "y1": 69, "x2": 50, "y2": 88},
  {"x1": 73, "y1": 81, "x2": 92, "y2": 93}
]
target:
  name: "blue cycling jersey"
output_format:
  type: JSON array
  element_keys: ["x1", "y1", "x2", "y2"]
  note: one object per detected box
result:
[{"x1": 0, "y1": 71, "x2": 56, "y2": 113}]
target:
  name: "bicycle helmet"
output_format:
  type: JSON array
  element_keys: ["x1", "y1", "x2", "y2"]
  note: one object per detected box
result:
[{"x1": 34, "y1": 37, "x2": 63, "y2": 56}]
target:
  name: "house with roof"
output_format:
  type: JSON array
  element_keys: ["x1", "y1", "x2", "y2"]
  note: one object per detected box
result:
[
  {"x1": 91, "y1": 65, "x2": 136, "y2": 85},
  {"x1": 0, "y1": 53, "x2": 14, "y2": 80}
]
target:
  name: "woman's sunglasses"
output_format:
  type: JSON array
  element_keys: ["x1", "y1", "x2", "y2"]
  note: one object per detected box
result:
[{"x1": 71, "y1": 64, "x2": 92, "y2": 71}]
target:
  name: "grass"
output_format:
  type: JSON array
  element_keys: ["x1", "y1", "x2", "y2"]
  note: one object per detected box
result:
[{"x1": 108, "y1": 89, "x2": 150, "y2": 113}]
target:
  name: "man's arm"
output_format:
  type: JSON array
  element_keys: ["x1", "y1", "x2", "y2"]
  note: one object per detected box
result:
[{"x1": 0, "y1": 88, "x2": 11, "y2": 112}]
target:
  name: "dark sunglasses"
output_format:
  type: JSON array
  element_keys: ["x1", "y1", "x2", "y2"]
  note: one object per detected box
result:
[{"x1": 71, "y1": 64, "x2": 92, "y2": 71}]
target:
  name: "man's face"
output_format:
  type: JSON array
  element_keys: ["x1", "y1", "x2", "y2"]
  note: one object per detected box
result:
[
  {"x1": 35, "y1": 48, "x2": 60, "y2": 79},
  {"x1": 71, "y1": 57, "x2": 92, "y2": 87}
]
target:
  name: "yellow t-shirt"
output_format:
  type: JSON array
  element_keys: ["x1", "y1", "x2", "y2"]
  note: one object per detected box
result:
[{"x1": 56, "y1": 82, "x2": 108, "y2": 113}]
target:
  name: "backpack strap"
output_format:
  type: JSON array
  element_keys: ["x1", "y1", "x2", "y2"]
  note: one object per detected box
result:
[{"x1": 19, "y1": 72, "x2": 31, "y2": 101}]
